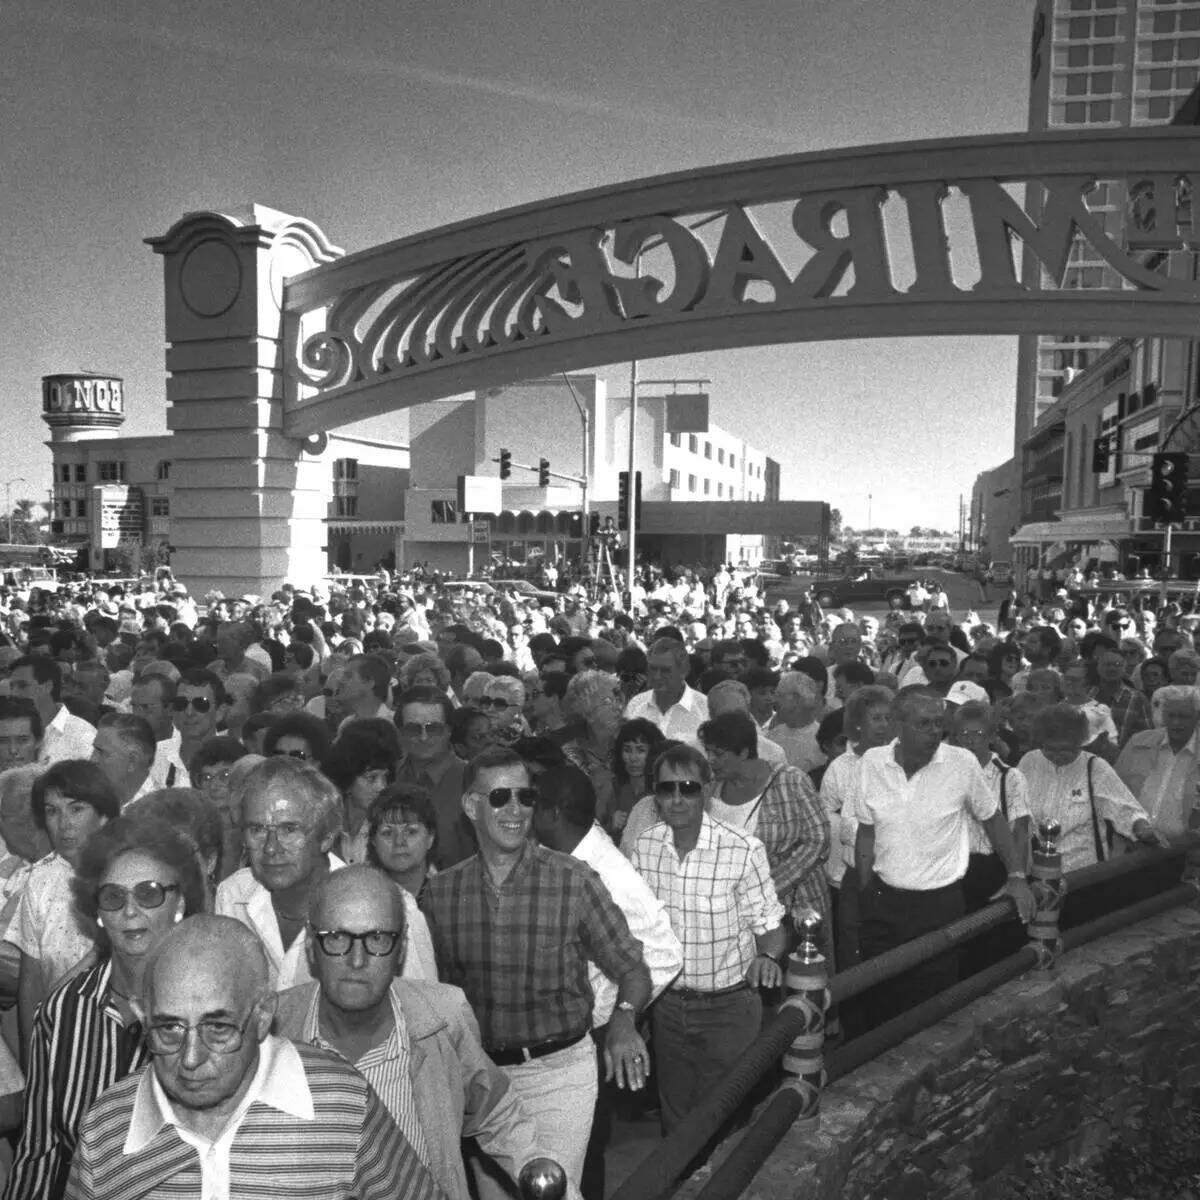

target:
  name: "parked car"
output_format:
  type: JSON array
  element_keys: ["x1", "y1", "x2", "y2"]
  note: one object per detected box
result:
[
  {"x1": 987, "y1": 561, "x2": 1014, "y2": 586},
  {"x1": 807, "y1": 568, "x2": 916, "y2": 609},
  {"x1": 490, "y1": 579, "x2": 562, "y2": 606}
]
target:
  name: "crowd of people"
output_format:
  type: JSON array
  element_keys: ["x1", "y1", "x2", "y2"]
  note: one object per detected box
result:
[{"x1": 0, "y1": 559, "x2": 1187, "y2": 1198}]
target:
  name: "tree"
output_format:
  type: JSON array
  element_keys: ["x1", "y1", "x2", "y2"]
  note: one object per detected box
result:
[
  {"x1": 828, "y1": 507, "x2": 843, "y2": 541},
  {"x1": 4, "y1": 499, "x2": 42, "y2": 545}
]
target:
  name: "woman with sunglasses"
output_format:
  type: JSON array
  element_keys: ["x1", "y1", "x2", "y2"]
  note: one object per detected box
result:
[{"x1": 6, "y1": 815, "x2": 206, "y2": 1199}]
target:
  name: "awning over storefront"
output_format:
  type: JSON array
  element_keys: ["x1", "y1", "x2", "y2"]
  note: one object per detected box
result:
[
  {"x1": 1010, "y1": 522, "x2": 1060, "y2": 545},
  {"x1": 1011, "y1": 511, "x2": 1133, "y2": 547}
]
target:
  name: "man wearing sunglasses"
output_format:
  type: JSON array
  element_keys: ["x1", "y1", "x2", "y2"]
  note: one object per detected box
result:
[
  {"x1": 67, "y1": 915, "x2": 442, "y2": 1200},
  {"x1": 277, "y1": 866, "x2": 559, "y2": 1199},
  {"x1": 173, "y1": 669, "x2": 228, "y2": 769},
  {"x1": 422, "y1": 747, "x2": 651, "y2": 1192}
]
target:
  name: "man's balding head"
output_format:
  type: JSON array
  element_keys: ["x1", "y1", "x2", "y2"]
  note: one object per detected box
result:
[{"x1": 143, "y1": 914, "x2": 270, "y2": 1012}]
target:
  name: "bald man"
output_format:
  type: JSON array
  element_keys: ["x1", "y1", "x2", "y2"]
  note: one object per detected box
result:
[
  {"x1": 66, "y1": 915, "x2": 444, "y2": 1200},
  {"x1": 276, "y1": 867, "x2": 560, "y2": 1199}
]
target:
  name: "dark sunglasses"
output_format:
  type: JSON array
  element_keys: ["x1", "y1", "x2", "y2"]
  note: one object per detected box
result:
[
  {"x1": 172, "y1": 696, "x2": 212, "y2": 713},
  {"x1": 477, "y1": 697, "x2": 511, "y2": 710},
  {"x1": 97, "y1": 881, "x2": 181, "y2": 911},
  {"x1": 399, "y1": 720, "x2": 447, "y2": 739},
  {"x1": 654, "y1": 780, "x2": 705, "y2": 798},
  {"x1": 482, "y1": 786, "x2": 537, "y2": 809}
]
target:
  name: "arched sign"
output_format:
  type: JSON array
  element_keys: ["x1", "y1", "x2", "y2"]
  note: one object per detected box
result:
[{"x1": 282, "y1": 128, "x2": 1200, "y2": 437}]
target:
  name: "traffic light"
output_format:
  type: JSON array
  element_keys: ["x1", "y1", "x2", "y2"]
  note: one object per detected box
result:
[
  {"x1": 1091, "y1": 436, "x2": 1110, "y2": 473},
  {"x1": 617, "y1": 471, "x2": 630, "y2": 530},
  {"x1": 499, "y1": 448, "x2": 511, "y2": 480},
  {"x1": 633, "y1": 470, "x2": 643, "y2": 527},
  {"x1": 1148, "y1": 452, "x2": 1188, "y2": 524},
  {"x1": 538, "y1": 458, "x2": 551, "y2": 487},
  {"x1": 589, "y1": 511, "x2": 601, "y2": 536}
]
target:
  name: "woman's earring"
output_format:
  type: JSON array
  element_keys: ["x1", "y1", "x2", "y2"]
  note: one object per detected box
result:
[{"x1": 174, "y1": 911, "x2": 183, "y2": 925}]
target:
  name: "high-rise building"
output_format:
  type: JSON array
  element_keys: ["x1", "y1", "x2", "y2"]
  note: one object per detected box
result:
[{"x1": 1013, "y1": 0, "x2": 1200, "y2": 451}]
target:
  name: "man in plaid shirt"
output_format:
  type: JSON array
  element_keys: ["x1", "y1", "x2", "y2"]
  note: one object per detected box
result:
[
  {"x1": 421, "y1": 747, "x2": 651, "y2": 1191},
  {"x1": 628, "y1": 744, "x2": 787, "y2": 1135}
]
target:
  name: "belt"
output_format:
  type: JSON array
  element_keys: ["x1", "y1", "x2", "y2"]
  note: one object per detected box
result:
[
  {"x1": 488, "y1": 1032, "x2": 587, "y2": 1067},
  {"x1": 667, "y1": 981, "x2": 750, "y2": 1000}
]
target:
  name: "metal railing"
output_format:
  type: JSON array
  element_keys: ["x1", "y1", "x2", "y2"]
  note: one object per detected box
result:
[{"x1": 610, "y1": 827, "x2": 1200, "y2": 1200}]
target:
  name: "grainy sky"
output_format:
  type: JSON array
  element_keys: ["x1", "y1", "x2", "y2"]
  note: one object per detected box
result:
[{"x1": 2, "y1": 0, "x2": 1034, "y2": 530}]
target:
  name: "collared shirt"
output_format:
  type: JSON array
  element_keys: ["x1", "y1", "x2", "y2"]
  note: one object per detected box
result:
[
  {"x1": 39, "y1": 705, "x2": 97, "y2": 766},
  {"x1": 571, "y1": 823, "x2": 682, "y2": 1025},
  {"x1": 1016, "y1": 749, "x2": 1150, "y2": 872},
  {"x1": 857, "y1": 741, "x2": 998, "y2": 891},
  {"x1": 818, "y1": 749, "x2": 863, "y2": 884},
  {"x1": 396, "y1": 753, "x2": 475, "y2": 870},
  {"x1": 630, "y1": 814, "x2": 784, "y2": 992},
  {"x1": 215, "y1": 857, "x2": 437, "y2": 989},
  {"x1": 421, "y1": 841, "x2": 644, "y2": 1051},
  {"x1": 1095, "y1": 683, "x2": 1153, "y2": 749},
  {"x1": 298, "y1": 984, "x2": 431, "y2": 1168},
  {"x1": 1115, "y1": 727, "x2": 1200, "y2": 840},
  {"x1": 150, "y1": 728, "x2": 189, "y2": 789},
  {"x1": 6, "y1": 852, "x2": 96, "y2": 990},
  {"x1": 623, "y1": 685, "x2": 709, "y2": 746},
  {"x1": 67, "y1": 1036, "x2": 438, "y2": 1200},
  {"x1": 8, "y1": 958, "x2": 148, "y2": 1200},
  {"x1": 967, "y1": 756, "x2": 1033, "y2": 855}
]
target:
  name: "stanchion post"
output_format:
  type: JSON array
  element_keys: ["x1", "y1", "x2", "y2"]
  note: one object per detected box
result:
[
  {"x1": 1183, "y1": 785, "x2": 1200, "y2": 892},
  {"x1": 780, "y1": 913, "x2": 829, "y2": 1129},
  {"x1": 518, "y1": 1158, "x2": 567, "y2": 1200},
  {"x1": 1028, "y1": 820, "x2": 1065, "y2": 972}
]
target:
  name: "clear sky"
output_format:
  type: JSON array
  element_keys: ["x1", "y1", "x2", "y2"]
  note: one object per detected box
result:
[{"x1": 2, "y1": 0, "x2": 1033, "y2": 531}]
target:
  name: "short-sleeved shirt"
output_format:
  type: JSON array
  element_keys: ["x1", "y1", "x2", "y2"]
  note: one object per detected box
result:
[
  {"x1": 967, "y1": 757, "x2": 1033, "y2": 855},
  {"x1": 420, "y1": 842, "x2": 644, "y2": 1052},
  {"x1": 857, "y1": 741, "x2": 998, "y2": 891},
  {"x1": 5, "y1": 853, "x2": 95, "y2": 990}
]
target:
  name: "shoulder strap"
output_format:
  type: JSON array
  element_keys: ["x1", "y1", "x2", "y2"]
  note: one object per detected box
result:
[
  {"x1": 1086, "y1": 754, "x2": 1106, "y2": 862},
  {"x1": 997, "y1": 763, "x2": 1009, "y2": 821}
]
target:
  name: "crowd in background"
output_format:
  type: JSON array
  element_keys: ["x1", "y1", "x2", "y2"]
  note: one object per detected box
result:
[{"x1": 0, "y1": 559, "x2": 1186, "y2": 1197}]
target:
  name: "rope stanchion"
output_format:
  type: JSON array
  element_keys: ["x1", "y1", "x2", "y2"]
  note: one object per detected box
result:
[
  {"x1": 1028, "y1": 820, "x2": 1064, "y2": 971},
  {"x1": 779, "y1": 914, "x2": 829, "y2": 1129},
  {"x1": 1183, "y1": 798, "x2": 1200, "y2": 890}
]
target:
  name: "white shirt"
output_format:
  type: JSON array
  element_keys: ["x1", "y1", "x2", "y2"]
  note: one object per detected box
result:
[
  {"x1": 149, "y1": 727, "x2": 189, "y2": 789},
  {"x1": 1115, "y1": 727, "x2": 1200, "y2": 840},
  {"x1": 215, "y1": 857, "x2": 436, "y2": 989},
  {"x1": 39, "y1": 706, "x2": 97, "y2": 766},
  {"x1": 818, "y1": 750, "x2": 864, "y2": 885},
  {"x1": 571, "y1": 823, "x2": 682, "y2": 1025},
  {"x1": 1016, "y1": 750, "x2": 1149, "y2": 873},
  {"x1": 967, "y1": 757, "x2": 1033, "y2": 856},
  {"x1": 857, "y1": 741, "x2": 997, "y2": 890},
  {"x1": 623, "y1": 685, "x2": 709, "y2": 747},
  {"x1": 5, "y1": 853, "x2": 95, "y2": 990},
  {"x1": 126, "y1": 1034, "x2": 313, "y2": 1200},
  {"x1": 765, "y1": 720, "x2": 825, "y2": 773}
]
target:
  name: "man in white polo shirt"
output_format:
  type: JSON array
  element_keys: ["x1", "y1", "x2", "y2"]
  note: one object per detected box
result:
[
  {"x1": 623, "y1": 637, "x2": 708, "y2": 747},
  {"x1": 854, "y1": 688, "x2": 1034, "y2": 1022}
]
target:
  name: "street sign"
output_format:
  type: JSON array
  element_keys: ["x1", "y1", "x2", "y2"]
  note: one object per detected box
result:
[{"x1": 472, "y1": 519, "x2": 491, "y2": 544}]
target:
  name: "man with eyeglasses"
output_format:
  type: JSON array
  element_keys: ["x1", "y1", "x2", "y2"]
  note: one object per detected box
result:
[
  {"x1": 421, "y1": 747, "x2": 651, "y2": 1192},
  {"x1": 393, "y1": 686, "x2": 475, "y2": 870},
  {"x1": 173, "y1": 668, "x2": 229, "y2": 769},
  {"x1": 66, "y1": 915, "x2": 443, "y2": 1200},
  {"x1": 277, "y1": 866, "x2": 560, "y2": 1198}
]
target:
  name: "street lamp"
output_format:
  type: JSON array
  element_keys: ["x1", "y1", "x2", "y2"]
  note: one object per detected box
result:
[{"x1": 4, "y1": 477, "x2": 28, "y2": 544}]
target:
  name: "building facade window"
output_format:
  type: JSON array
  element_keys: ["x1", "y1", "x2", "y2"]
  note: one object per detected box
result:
[
  {"x1": 75, "y1": 500, "x2": 87, "y2": 518},
  {"x1": 688, "y1": 435, "x2": 698, "y2": 453},
  {"x1": 669, "y1": 468, "x2": 680, "y2": 488},
  {"x1": 703, "y1": 479, "x2": 711, "y2": 495},
  {"x1": 58, "y1": 465, "x2": 70, "y2": 483},
  {"x1": 704, "y1": 441, "x2": 712, "y2": 459},
  {"x1": 717, "y1": 448, "x2": 725, "y2": 464},
  {"x1": 150, "y1": 497, "x2": 170, "y2": 517},
  {"x1": 334, "y1": 458, "x2": 359, "y2": 481},
  {"x1": 155, "y1": 461, "x2": 171, "y2": 481},
  {"x1": 334, "y1": 496, "x2": 358, "y2": 518},
  {"x1": 97, "y1": 461, "x2": 126, "y2": 483},
  {"x1": 669, "y1": 433, "x2": 681, "y2": 447},
  {"x1": 729, "y1": 455, "x2": 736, "y2": 470},
  {"x1": 687, "y1": 474, "x2": 697, "y2": 493},
  {"x1": 431, "y1": 499, "x2": 458, "y2": 523},
  {"x1": 74, "y1": 464, "x2": 87, "y2": 482},
  {"x1": 717, "y1": 482, "x2": 724, "y2": 497}
]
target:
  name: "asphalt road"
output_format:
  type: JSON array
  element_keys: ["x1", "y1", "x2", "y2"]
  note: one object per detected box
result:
[{"x1": 763, "y1": 567, "x2": 1003, "y2": 627}]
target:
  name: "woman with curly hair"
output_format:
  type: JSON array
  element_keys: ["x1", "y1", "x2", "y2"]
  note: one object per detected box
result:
[
  {"x1": 610, "y1": 718, "x2": 666, "y2": 836},
  {"x1": 6, "y1": 815, "x2": 206, "y2": 1199}
]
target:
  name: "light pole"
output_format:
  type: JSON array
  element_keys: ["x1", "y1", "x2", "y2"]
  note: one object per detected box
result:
[
  {"x1": 4, "y1": 478, "x2": 28, "y2": 544},
  {"x1": 559, "y1": 373, "x2": 590, "y2": 580}
]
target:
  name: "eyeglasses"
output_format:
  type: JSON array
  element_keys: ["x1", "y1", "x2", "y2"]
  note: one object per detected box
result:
[
  {"x1": 242, "y1": 821, "x2": 310, "y2": 845},
  {"x1": 478, "y1": 786, "x2": 536, "y2": 809},
  {"x1": 477, "y1": 697, "x2": 511, "y2": 711},
  {"x1": 281, "y1": 749, "x2": 313, "y2": 761},
  {"x1": 399, "y1": 720, "x2": 447, "y2": 740},
  {"x1": 197, "y1": 768, "x2": 233, "y2": 787},
  {"x1": 654, "y1": 780, "x2": 705, "y2": 798},
  {"x1": 146, "y1": 1009, "x2": 257, "y2": 1056},
  {"x1": 172, "y1": 696, "x2": 212, "y2": 713},
  {"x1": 96, "y1": 881, "x2": 181, "y2": 911},
  {"x1": 311, "y1": 929, "x2": 402, "y2": 957},
  {"x1": 926, "y1": 659, "x2": 955, "y2": 670}
]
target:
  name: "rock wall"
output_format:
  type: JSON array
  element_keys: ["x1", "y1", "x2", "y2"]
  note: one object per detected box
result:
[{"x1": 737, "y1": 904, "x2": 1200, "y2": 1200}]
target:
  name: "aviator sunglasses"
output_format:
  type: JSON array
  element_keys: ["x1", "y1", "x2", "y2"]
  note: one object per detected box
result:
[
  {"x1": 654, "y1": 780, "x2": 705, "y2": 798},
  {"x1": 479, "y1": 786, "x2": 537, "y2": 809}
]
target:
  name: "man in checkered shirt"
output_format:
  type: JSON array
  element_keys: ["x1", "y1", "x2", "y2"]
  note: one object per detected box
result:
[{"x1": 628, "y1": 743, "x2": 787, "y2": 1135}]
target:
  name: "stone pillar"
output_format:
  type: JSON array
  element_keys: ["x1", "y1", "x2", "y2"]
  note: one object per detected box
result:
[{"x1": 146, "y1": 206, "x2": 343, "y2": 599}]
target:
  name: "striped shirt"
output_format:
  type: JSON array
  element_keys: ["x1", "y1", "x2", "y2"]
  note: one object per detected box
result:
[
  {"x1": 64, "y1": 1037, "x2": 442, "y2": 1200},
  {"x1": 7, "y1": 958, "x2": 149, "y2": 1200},
  {"x1": 421, "y1": 843, "x2": 644, "y2": 1051},
  {"x1": 630, "y1": 815, "x2": 784, "y2": 992},
  {"x1": 297, "y1": 983, "x2": 431, "y2": 1168}
]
